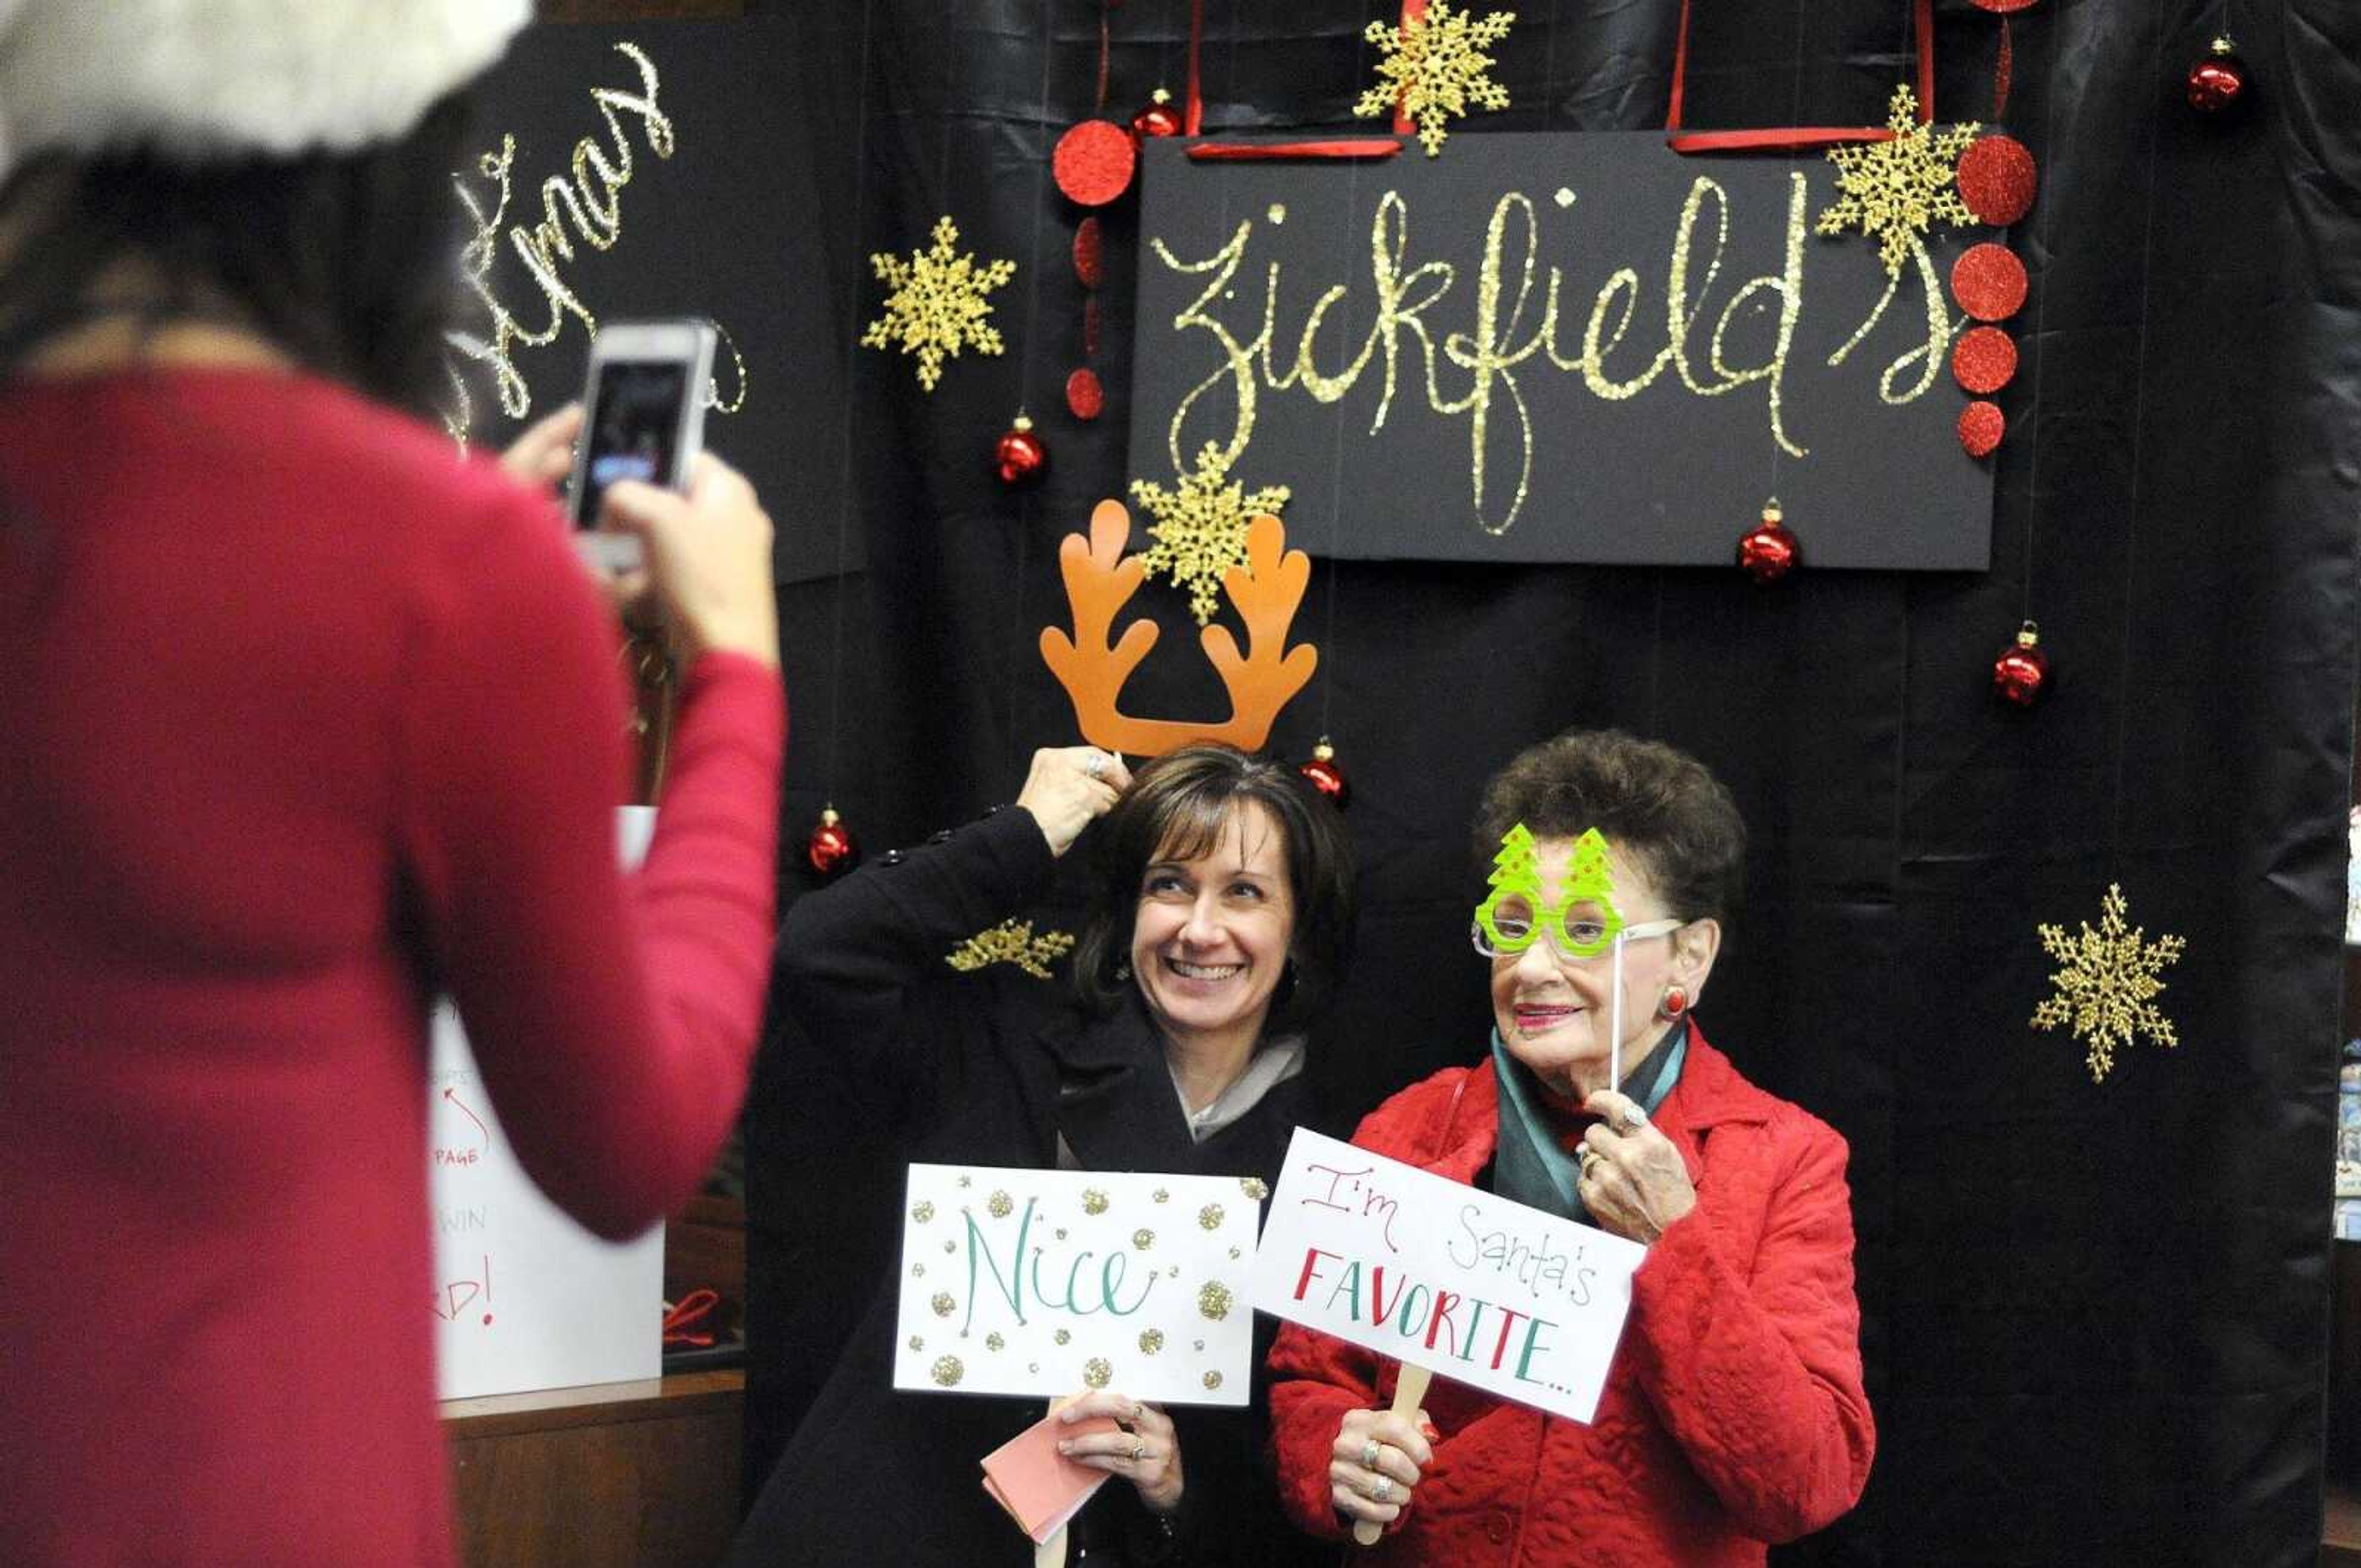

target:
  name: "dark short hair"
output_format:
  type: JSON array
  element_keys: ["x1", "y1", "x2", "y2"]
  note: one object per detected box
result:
[
  {"x1": 1473, "y1": 729, "x2": 1746, "y2": 925},
  {"x1": 1074, "y1": 743, "x2": 1355, "y2": 1034},
  {"x1": 0, "y1": 88, "x2": 476, "y2": 417}
]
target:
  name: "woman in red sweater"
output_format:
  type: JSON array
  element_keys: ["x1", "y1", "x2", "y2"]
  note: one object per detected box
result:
[
  {"x1": 0, "y1": 4, "x2": 785, "y2": 1564},
  {"x1": 1266, "y1": 730, "x2": 1873, "y2": 1565}
]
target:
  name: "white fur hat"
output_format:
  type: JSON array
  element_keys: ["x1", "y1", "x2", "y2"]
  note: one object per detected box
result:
[{"x1": 0, "y1": 0, "x2": 531, "y2": 179}]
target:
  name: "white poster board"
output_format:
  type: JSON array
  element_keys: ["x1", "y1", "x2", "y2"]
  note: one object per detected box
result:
[
  {"x1": 893, "y1": 1164, "x2": 1262, "y2": 1407},
  {"x1": 1248, "y1": 1127, "x2": 1647, "y2": 1424},
  {"x1": 429, "y1": 806, "x2": 663, "y2": 1401}
]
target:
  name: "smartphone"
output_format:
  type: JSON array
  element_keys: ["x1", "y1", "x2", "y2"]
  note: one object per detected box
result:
[{"x1": 567, "y1": 318, "x2": 718, "y2": 572}]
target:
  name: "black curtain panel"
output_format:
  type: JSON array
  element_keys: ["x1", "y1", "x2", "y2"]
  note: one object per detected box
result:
[{"x1": 588, "y1": 2, "x2": 2361, "y2": 1561}]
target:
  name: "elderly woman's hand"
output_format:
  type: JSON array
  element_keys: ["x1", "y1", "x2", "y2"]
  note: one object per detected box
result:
[
  {"x1": 1328, "y1": 1405, "x2": 1434, "y2": 1530},
  {"x1": 1578, "y1": 1090, "x2": 1696, "y2": 1245},
  {"x1": 1058, "y1": 1392, "x2": 1184, "y2": 1514},
  {"x1": 1015, "y1": 746, "x2": 1133, "y2": 857}
]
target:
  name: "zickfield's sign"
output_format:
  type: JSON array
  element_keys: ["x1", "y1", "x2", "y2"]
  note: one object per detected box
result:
[
  {"x1": 1129, "y1": 133, "x2": 1994, "y2": 571},
  {"x1": 1249, "y1": 1128, "x2": 1647, "y2": 1424}
]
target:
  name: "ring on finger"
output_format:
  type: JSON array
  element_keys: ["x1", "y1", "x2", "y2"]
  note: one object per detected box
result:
[
  {"x1": 1132, "y1": 1440, "x2": 1148, "y2": 1462},
  {"x1": 1084, "y1": 752, "x2": 1106, "y2": 779},
  {"x1": 1359, "y1": 1438, "x2": 1381, "y2": 1468},
  {"x1": 1620, "y1": 1105, "x2": 1647, "y2": 1133},
  {"x1": 1370, "y1": 1475, "x2": 1394, "y2": 1503}
]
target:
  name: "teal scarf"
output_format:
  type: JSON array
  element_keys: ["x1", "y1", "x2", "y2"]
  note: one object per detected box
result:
[{"x1": 1490, "y1": 1020, "x2": 1688, "y2": 1224}]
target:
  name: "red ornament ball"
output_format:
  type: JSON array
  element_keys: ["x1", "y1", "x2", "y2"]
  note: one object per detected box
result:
[
  {"x1": 1072, "y1": 216, "x2": 1104, "y2": 288},
  {"x1": 1956, "y1": 134, "x2": 2038, "y2": 226},
  {"x1": 1736, "y1": 502, "x2": 1801, "y2": 585},
  {"x1": 1991, "y1": 623, "x2": 2051, "y2": 706},
  {"x1": 1131, "y1": 87, "x2": 1184, "y2": 141},
  {"x1": 1968, "y1": 0, "x2": 2039, "y2": 10},
  {"x1": 1299, "y1": 738, "x2": 1350, "y2": 809},
  {"x1": 807, "y1": 806, "x2": 860, "y2": 877},
  {"x1": 1952, "y1": 243, "x2": 2029, "y2": 321},
  {"x1": 994, "y1": 414, "x2": 1048, "y2": 487},
  {"x1": 1958, "y1": 400, "x2": 2007, "y2": 458},
  {"x1": 1066, "y1": 368, "x2": 1105, "y2": 422},
  {"x1": 1952, "y1": 326, "x2": 2019, "y2": 395},
  {"x1": 2186, "y1": 37, "x2": 2250, "y2": 115},
  {"x1": 1053, "y1": 119, "x2": 1137, "y2": 207}
]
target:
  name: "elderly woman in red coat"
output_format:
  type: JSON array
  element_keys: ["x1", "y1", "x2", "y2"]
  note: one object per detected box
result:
[{"x1": 1266, "y1": 729, "x2": 1873, "y2": 1564}]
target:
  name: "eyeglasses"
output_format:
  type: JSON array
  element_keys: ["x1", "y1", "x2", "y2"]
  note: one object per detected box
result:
[{"x1": 1469, "y1": 905, "x2": 1687, "y2": 961}]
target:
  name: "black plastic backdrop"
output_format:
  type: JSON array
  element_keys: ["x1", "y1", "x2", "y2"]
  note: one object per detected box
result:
[{"x1": 719, "y1": 2, "x2": 2361, "y2": 1561}]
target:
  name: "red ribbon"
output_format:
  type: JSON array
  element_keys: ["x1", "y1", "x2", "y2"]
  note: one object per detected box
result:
[
  {"x1": 1187, "y1": 139, "x2": 1403, "y2": 162},
  {"x1": 662, "y1": 1288, "x2": 720, "y2": 1348},
  {"x1": 1392, "y1": 0, "x2": 1431, "y2": 138},
  {"x1": 1667, "y1": 0, "x2": 1937, "y2": 154},
  {"x1": 1184, "y1": 0, "x2": 1204, "y2": 136}
]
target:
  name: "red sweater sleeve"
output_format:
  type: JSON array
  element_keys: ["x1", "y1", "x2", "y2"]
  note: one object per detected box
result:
[
  {"x1": 1621, "y1": 1116, "x2": 1876, "y2": 1542},
  {"x1": 395, "y1": 483, "x2": 783, "y2": 1239}
]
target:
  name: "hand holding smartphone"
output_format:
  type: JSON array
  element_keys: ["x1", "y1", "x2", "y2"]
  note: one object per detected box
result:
[{"x1": 568, "y1": 319, "x2": 718, "y2": 572}]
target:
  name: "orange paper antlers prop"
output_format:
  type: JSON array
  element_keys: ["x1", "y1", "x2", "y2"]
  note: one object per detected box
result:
[{"x1": 1039, "y1": 499, "x2": 1318, "y2": 755}]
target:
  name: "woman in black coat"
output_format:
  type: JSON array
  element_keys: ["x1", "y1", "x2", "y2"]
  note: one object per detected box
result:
[{"x1": 732, "y1": 742, "x2": 1352, "y2": 1567}]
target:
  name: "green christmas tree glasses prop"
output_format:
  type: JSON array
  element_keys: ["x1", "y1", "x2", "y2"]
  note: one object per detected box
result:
[{"x1": 1473, "y1": 825, "x2": 1631, "y2": 958}]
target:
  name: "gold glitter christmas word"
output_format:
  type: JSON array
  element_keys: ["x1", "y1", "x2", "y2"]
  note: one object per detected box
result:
[
  {"x1": 946, "y1": 919, "x2": 1075, "y2": 980},
  {"x1": 1814, "y1": 85, "x2": 1979, "y2": 280},
  {"x1": 2030, "y1": 883, "x2": 2185, "y2": 1084},
  {"x1": 861, "y1": 215, "x2": 1014, "y2": 392},
  {"x1": 1355, "y1": 2, "x2": 1516, "y2": 157},
  {"x1": 442, "y1": 42, "x2": 676, "y2": 439},
  {"x1": 1128, "y1": 443, "x2": 1292, "y2": 625}
]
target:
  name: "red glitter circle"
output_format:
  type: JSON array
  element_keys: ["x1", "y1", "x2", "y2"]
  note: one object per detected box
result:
[
  {"x1": 1084, "y1": 295, "x2": 1102, "y2": 359},
  {"x1": 1968, "y1": 0, "x2": 2040, "y2": 12},
  {"x1": 1072, "y1": 216, "x2": 1104, "y2": 288},
  {"x1": 1956, "y1": 135, "x2": 2038, "y2": 227},
  {"x1": 1952, "y1": 326, "x2": 2019, "y2": 394},
  {"x1": 1958, "y1": 400, "x2": 2006, "y2": 457},
  {"x1": 1053, "y1": 120, "x2": 1137, "y2": 208},
  {"x1": 1951, "y1": 243, "x2": 2029, "y2": 321},
  {"x1": 1066, "y1": 368, "x2": 1105, "y2": 422}
]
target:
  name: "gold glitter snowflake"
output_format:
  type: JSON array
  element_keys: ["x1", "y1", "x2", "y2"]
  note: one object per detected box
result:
[
  {"x1": 1128, "y1": 443, "x2": 1291, "y2": 626},
  {"x1": 2030, "y1": 883, "x2": 2186, "y2": 1084},
  {"x1": 1814, "y1": 86, "x2": 1979, "y2": 279},
  {"x1": 930, "y1": 1291, "x2": 956, "y2": 1317},
  {"x1": 986, "y1": 1333, "x2": 1005, "y2": 1352},
  {"x1": 1083, "y1": 1357, "x2": 1113, "y2": 1389},
  {"x1": 947, "y1": 919, "x2": 1075, "y2": 980},
  {"x1": 1356, "y1": 2, "x2": 1516, "y2": 157},
  {"x1": 1198, "y1": 1281, "x2": 1233, "y2": 1321},
  {"x1": 1202, "y1": 1370, "x2": 1224, "y2": 1392},
  {"x1": 1139, "y1": 1329, "x2": 1165, "y2": 1355},
  {"x1": 1133, "y1": 1229, "x2": 1156, "y2": 1250},
  {"x1": 909, "y1": 1200, "x2": 934, "y2": 1223},
  {"x1": 1082, "y1": 1189, "x2": 1109, "y2": 1215},
  {"x1": 1239, "y1": 1177, "x2": 1269, "y2": 1201},
  {"x1": 860, "y1": 215, "x2": 1014, "y2": 392},
  {"x1": 988, "y1": 1190, "x2": 1014, "y2": 1219},
  {"x1": 931, "y1": 1355, "x2": 965, "y2": 1387},
  {"x1": 1198, "y1": 1204, "x2": 1225, "y2": 1232}
]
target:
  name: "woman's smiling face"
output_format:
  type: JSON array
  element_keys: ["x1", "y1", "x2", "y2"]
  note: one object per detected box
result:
[
  {"x1": 1129, "y1": 802, "x2": 1297, "y2": 1054},
  {"x1": 1489, "y1": 836, "x2": 1686, "y2": 1102}
]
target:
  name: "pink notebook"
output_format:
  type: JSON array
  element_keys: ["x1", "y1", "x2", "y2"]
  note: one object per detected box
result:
[{"x1": 980, "y1": 1411, "x2": 1120, "y2": 1544}]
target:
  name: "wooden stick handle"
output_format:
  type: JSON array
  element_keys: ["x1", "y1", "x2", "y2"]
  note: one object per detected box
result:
[{"x1": 1350, "y1": 1363, "x2": 1435, "y2": 1547}]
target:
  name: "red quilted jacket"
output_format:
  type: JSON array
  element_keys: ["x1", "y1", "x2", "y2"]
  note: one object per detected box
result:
[{"x1": 1267, "y1": 1030, "x2": 1874, "y2": 1566}]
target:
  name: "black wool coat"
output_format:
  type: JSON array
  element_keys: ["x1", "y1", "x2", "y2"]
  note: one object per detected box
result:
[{"x1": 729, "y1": 807, "x2": 1330, "y2": 1568}]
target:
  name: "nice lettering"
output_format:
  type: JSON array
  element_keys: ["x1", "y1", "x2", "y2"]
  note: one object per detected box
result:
[
  {"x1": 1292, "y1": 1247, "x2": 1561, "y2": 1388},
  {"x1": 962, "y1": 1199, "x2": 1158, "y2": 1335}
]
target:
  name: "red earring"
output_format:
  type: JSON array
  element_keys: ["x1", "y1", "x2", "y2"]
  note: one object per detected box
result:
[{"x1": 1659, "y1": 985, "x2": 1689, "y2": 1020}]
